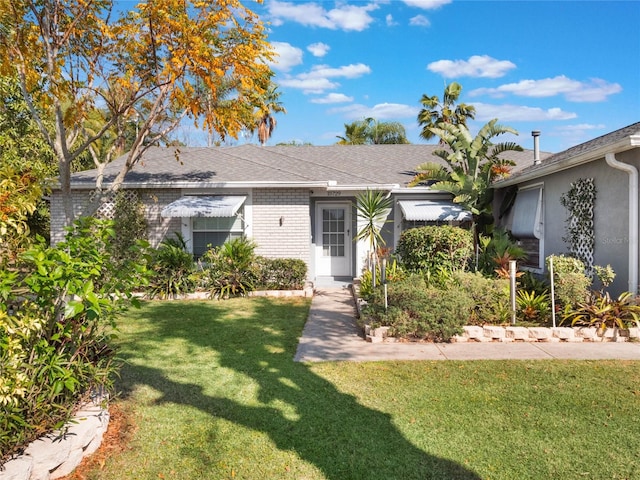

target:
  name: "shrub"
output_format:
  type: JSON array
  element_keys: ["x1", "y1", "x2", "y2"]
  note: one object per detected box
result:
[
  {"x1": 396, "y1": 225, "x2": 473, "y2": 275},
  {"x1": 364, "y1": 275, "x2": 473, "y2": 342},
  {"x1": 108, "y1": 191, "x2": 148, "y2": 271},
  {"x1": 0, "y1": 218, "x2": 143, "y2": 461},
  {"x1": 547, "y1": 254, "x2": 590, "y2": 308},
  {"x1": 200, "y1": 238, "x2": 258, "y2": 299},
  {"x1": 358, "y1": 258, "x2": 405, "y2": 301},
  {"x1": 477, "y1": 227, "x2": 526, "y2": 277},
  {"x1": 451, "y1": 271, "x2": 511, "y2": 325},
  {"x1": 254, "y1": 257, "x2": 307, "y2": 290},
  {"x1": 146, "y1": 234, "x2": 196, "y2": 299}
]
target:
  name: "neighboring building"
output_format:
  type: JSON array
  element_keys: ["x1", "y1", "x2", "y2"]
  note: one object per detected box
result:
[
  {"x1": 494, "y1": 122, "x2": 640, "y2": 296},
  {"x1": 51, "y1": 144, "x2": 538, "y2": 285}
]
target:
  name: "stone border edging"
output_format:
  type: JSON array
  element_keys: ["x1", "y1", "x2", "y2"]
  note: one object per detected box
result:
[
  {"x1": 352, "y1": 285, "x2": 640, "y2": 344},
  {"x1": 365, "y1": 324, "x2": 640, "y2": 344},
  {"x1": 0, "y1": 399, "x2": 110, "y2": 480}
]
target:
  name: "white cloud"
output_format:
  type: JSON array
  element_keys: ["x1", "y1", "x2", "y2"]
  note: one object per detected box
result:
[
  {"x1": 329, "y1": 102, "x2": 419, "y2": 120},
  {"x1": 278, "y1": 63, "x2": 372, "y2": 94},
  {"x1": 470, "y1": 75, "x2": 622, "y2": 102},
  {"x1": 385, "y1": 14, "x2": 397, "y2": 26},
  {"x1": 554, "y1": 123, "x2": 606, "y2": 134},
  {"x1": 409, "y1": 15, "x2": 431, "y2": 26},
  {"x1": 427, "y1": 55, "x2": 516, "y2": 79},
  {"x1": 299, "y1": 63, "x2": 372, "y2": 81},
  {"x1": 269, "y1": 42, "x2": 303, "y2": 72},
  {"x1": 311, "y1": 93, "x2": 354, "y2": 104},
  {"x1": 279, "y1": 77, "x2": 340, "y2": 95},
  {"x1": 402, "y1": 0, "x2": 452, "y2": 8},
  {"x1": 267, "y1": 0, "x2": 378, "y2": 31},
  {"x1": 307, "y1": 42, "x2": 330, "y2": 57},
  {"x1": 471, "y1": 103, "x2": 578, "y2": 122}
]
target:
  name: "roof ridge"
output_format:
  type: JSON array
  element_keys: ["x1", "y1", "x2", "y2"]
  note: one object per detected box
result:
[{"x1": 244, "y1": 144, "x2": 399, "y2": 185}]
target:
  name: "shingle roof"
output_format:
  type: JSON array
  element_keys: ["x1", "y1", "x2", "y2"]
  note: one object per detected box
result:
[
  {"x1": 494, "y1": 122, "x2": 640, "y2": 186},
  {"x1": 68, "y1": 143, "x2": 545, "y2": 189}
]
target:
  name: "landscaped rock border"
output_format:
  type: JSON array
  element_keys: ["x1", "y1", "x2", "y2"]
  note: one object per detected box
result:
[
  {"x1": 364, "y1": 324, "x2": 640, "y2": 344},
  {"x1": 0, "y1": 399, "x2": 109, "y2": 480},
  {"x1": 137, "y1": 287, "x2": 314, "y2": 300},
  {"x1": 352, "y1": 284, "x2": 640, "y2": 344}
]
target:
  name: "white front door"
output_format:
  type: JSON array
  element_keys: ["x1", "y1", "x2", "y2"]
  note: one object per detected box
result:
[{"x1": 315, "y1": 203, "x2": 352, "y2": 277}]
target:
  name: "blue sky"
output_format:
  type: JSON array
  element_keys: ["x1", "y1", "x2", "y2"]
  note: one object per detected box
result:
[{"x1": 242, "y1": 0, "x2": 640, "y2": 153}]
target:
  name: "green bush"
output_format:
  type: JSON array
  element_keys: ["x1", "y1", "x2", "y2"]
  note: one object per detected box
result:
[
  {"x1": 200, "y1": 238, "x2": 258, "y2": 299},
  {"x1": 254, "y1": 257, "x2": 307, "y2": 290},
  {"x1": 146, "y1": 234, "x2": 196, "y2": 299},
  {"x1": 0, "y1": 218, "x2": 144, "y2": 461},
  {"x1": 547, "y1": 254, "x2": 590, "y2": 308},
  {"x1": 364, "y1": 275, "x2": 473, "y2": 342},
  {"x1": 396, "y1": 225, "x2": 473, "y2": 275},
  {"x1": 451, "y1": 271, "x2": 511, "y2": 325},
  {"x1": 358, "y1": 258, "x2": 405, "y2": 301}
]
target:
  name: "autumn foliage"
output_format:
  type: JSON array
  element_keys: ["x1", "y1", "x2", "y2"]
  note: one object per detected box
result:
[{"x1": 0, "y1": 0, "x2": 275, "y2": 224}]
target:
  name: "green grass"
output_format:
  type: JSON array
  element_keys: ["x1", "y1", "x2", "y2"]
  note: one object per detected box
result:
[{"x1": 86, "y1": 298, "x2": 640, "y2": 480}]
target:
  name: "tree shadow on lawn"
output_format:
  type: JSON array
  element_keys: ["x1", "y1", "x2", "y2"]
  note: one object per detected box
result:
[{"x1": 117, "y1": 299, "x2": 481, "y2": 480}]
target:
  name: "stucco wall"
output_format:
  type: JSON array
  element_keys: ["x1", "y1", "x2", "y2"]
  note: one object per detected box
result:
[{"x1": 497, "y1": 148, "x2": 640, "y2": 295}]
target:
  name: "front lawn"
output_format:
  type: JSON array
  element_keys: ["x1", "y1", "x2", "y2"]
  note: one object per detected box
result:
[{"x1": 77, "y1": 298, "x2": 640, "y2": 480}]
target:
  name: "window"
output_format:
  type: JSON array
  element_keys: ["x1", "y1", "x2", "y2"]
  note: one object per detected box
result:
[
  {"x1": 161, "y1": 195, "x2": 247, "y2": 257},
  {"x1": 510, "y1": 186, "x2": 543, "y2": 270},
  {"x1": 192, "y1": 215, "x2": 243, "y2": 257}
]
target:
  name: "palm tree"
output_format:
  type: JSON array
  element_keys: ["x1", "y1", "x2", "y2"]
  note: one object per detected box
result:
[
  {"x1": 409, "y1": 119, "x2": 522, "y2": 225},
  {"x1": 336, "y1": 119, "x2": 371, "y2": 145},
  {"x1": 256, "y1": 84, "x2": 286, "y2": 146},
  {"x1": 336, "y1": 118, "x2": 409, "y2": 145},
  {"x1": 417, "y1": 82, "x2": 476, "y2": 142}
]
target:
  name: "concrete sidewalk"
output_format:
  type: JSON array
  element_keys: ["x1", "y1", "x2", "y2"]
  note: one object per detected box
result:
[{"x1": 294, "y1": 288, "x2": 640, "y2": 362}]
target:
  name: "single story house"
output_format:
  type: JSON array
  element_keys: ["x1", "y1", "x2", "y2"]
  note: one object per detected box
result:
[
  {"x1": 494, "y1": 122, "x2": 640, "y2": 296},
  {"x1": 52, "y1": 144, "x2": 539, "y2": 285}
]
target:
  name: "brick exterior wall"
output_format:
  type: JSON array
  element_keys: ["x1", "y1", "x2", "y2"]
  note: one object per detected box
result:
[
  {"x1": 252, "y1": 188, "x2": 311, "y2": 264},
  {"x1": 51, "y1": 188, "x2": 313, "y2": 272},
  {"x1": 50, "y1": 189, "x2": 182, "y2": 247}
]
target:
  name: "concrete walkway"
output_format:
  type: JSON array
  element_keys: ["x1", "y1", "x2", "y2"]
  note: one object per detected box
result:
[{"x1": 294, "y1": 287, "x2": 640, "y2": 362}]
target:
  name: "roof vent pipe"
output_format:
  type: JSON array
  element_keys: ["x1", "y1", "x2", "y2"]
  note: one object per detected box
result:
[{"x1": 532, "y1": 130, "x2": 541, "y2": 165}]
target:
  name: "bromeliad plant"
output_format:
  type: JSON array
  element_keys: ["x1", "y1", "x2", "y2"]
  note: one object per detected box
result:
[
  {"x1": 517, "y1": 290, "x2": 551, "y2": 325},
  {"x1": 562, "y1": 291, "x2": 640, "y2": 331}
]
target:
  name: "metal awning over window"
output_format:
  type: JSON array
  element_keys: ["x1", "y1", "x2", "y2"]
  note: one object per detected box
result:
[
  {"x1": 161, "y1": 196, "x2": 246, "y2": 218},
  {"x1": 398, "y1": 200, "x2": 472, "y2": 222},
  {"x1": 511, "y1": 188, "x2": 542, "y2": 239}
]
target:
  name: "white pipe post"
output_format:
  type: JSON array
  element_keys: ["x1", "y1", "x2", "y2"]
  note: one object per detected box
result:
[
  {"x1": 549, "y1": 256, "x2": 556, "y2": 328},
  {"x1": 509, "y1": 260, "x2": 517, "y2": 325}
]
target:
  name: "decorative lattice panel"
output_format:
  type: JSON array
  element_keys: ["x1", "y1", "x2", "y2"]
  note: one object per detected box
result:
[
  {"x1": 93, "y1": 190, "x2": 139, "y2": 220},
  {"x1": 560, "y1": 178, "x2": 596, "y2": 274}
]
